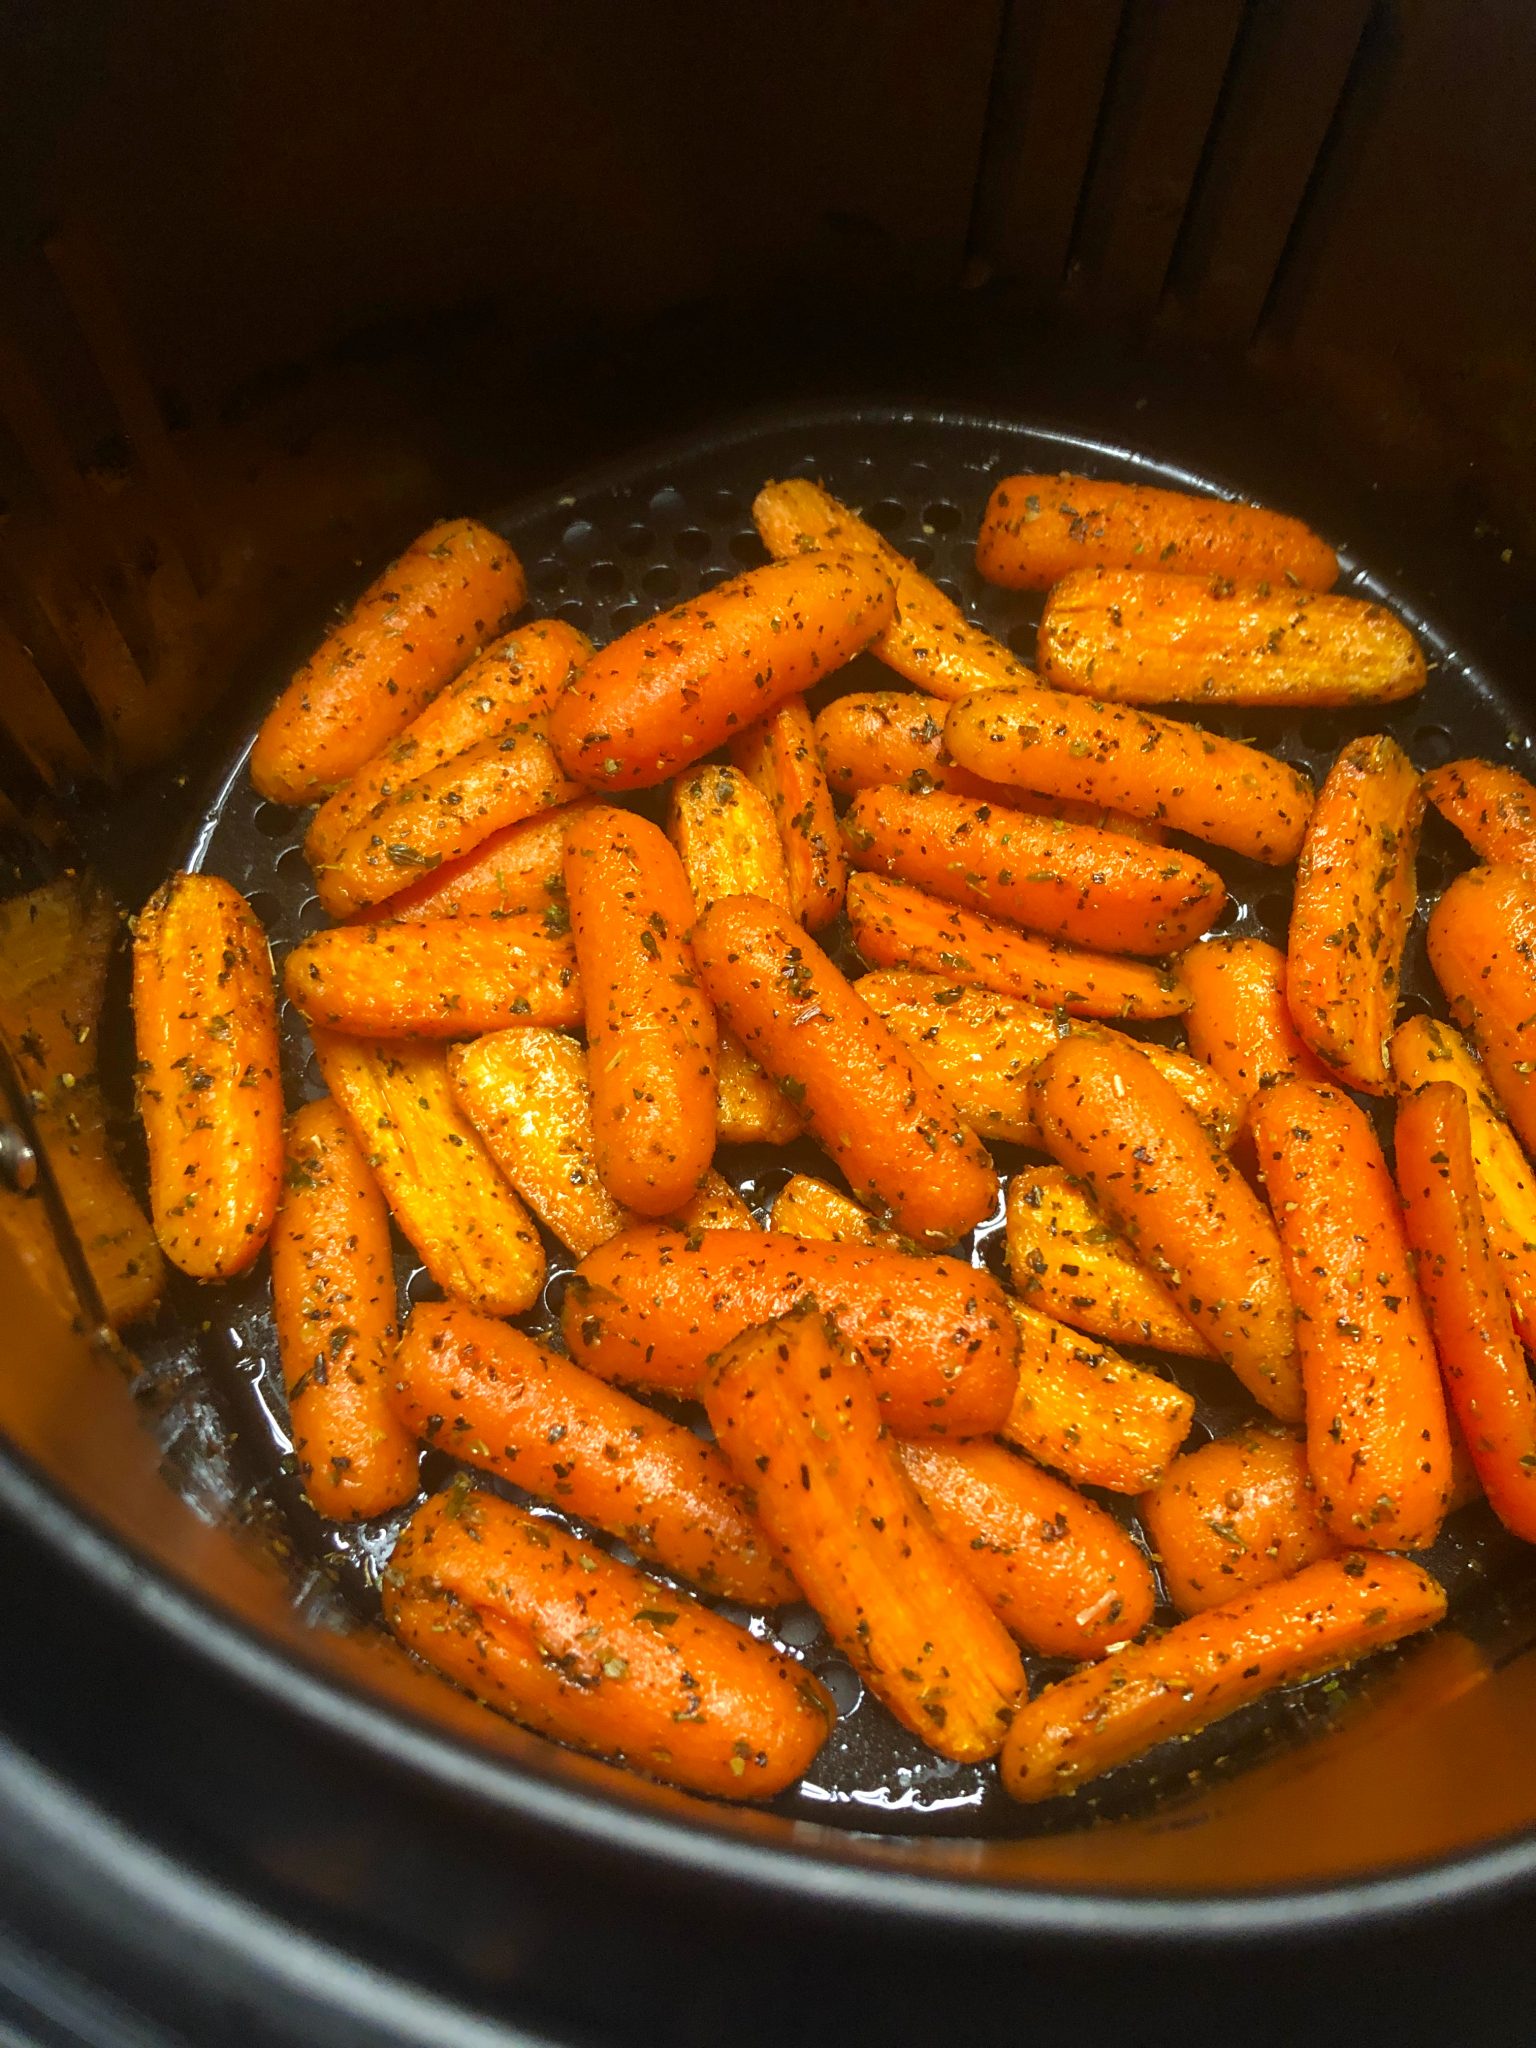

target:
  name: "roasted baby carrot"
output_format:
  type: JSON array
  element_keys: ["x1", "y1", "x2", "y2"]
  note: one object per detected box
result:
[
  {"x1": 898, "y1": 1439, "x2": 1155, "y2": 1659},
  {"x1": 692, "y1": 895, "x2": 997, "y2": 1245},
  {"x1": 976, "y1": 473, "x2": 1338, "y2": 592},
  {"x1": 672, "y1": 1173, "x2": 757, "y2": 1233},
  {"x1": 944, "y1": 683, "x2": 1314, "y2": 866},
  {"x1": 271, "y1": 1099, "x2": 418, "y2": 1520},
  {"x1": 769, "y1": 1172, "x2": 897, "y2": 1246},
  {"x1": 1249, "y1": 1079, "x2": 1451, "y2": 1547},
  {"x1": 565, "y1": 806, "x2": 717, "y2": 1217},
  {"x1": 562, "y1": 1226, "x2": 1018, "y2": 1439},
  {"x1": 392, "y1": 1302, "x2": 791, "y2": 1602},
  {"x1": 1427, "y1": 863, "x2": 1536, "y2": 1157},
  {"x1": 841, "y1": 786, "x2": 1225, "y2": 956},
  {"x1": 285, "y1": 911, "x2": 582, "y2": 1038},
  {"x1": 384, "y1": 1488, "x2": 832, "y2": 1800},
  {"x1": 311, "y1": 1031, "x2": 544, "y2": 1316},
  {"x1": 1182, "y1": 936, "x2": 1332, "y2": 1111},
  {"x1": 1005, "y1": 1167, "x2": 1212, "y2": 1360},
  {"x1": 1425, "y1": 758, "x2": 1536, "y2": 871},
  {"x1": 377, "y1": 803, "x2": 592, "y2": 924},
  {"x1": 1002, "y1": 1301, "x2": 1195, "y2": 1495},
  {"x1": 1139, "y1": 1428, "x2": 1336, "y2": 1616},
  {"x1": 715, "y1": 1030, "x2": 807, "y2": 1146},
  {"x1": 999, "y1": 1552, "x2": 1444, "y2": 1804},
  {"x1": 1031, "y1": 1035, "x2": 1303, "y2": 1417},
  {"x1": 252, "y1": 519, "x2": 526, "y2": 804},
  {"x1": 132, "y1": 871, "x2": 283, "y2": 1279},
  {"x1": 846, "y1": 874, "x2": 1191, "y2": 1021},
  {"x1": 1395, "y1": 1081, "x2": 1536, "y2": 1543},
  {"x1": 1287, "y1": 734, "x2": 1422, "y2": 1094},
  {"x1": 667, "y1": 763, "x2": 792, "y2": 917},
  {"x1": 1038, "y1": 569, "x2": 1423, "y2": 707},
  {"x1": 549, "y1": 550, "x2": 893, "y2": 789},
  {"x1": 706, "y1": 1306, "x2": 1023, "y2": 1760},
  {"x1": 730, "y1": 698, "x2": 846, "y2": 928}
]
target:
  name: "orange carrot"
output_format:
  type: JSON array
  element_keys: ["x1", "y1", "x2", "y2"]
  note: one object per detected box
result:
[
  {"x1": 271, "y1": 1099, "x2": 417, "y2": 1520},
  {"x1": 706, "y1": 1306, "x2": 1023, "y2": 1760},
  {"x1": 132, "y1": 872, "x2": 283, "y2": 1279},
  {"x1": 384, "y1": 1488, "x2": 832, "y2": 1800},
  {"x1": 375, "y1": 803, "x2": 593, "y2": 924},
  {"x1": 1287, "y1": 734, "x2": 1422, "y2": 1094},
  {"x1": 1003, "y1": 1301, "x2": 1195, "y2": 1495},
  {"x1": 846, "y1": 873, "x2": 1191, "y2": 1021},
  {"x1": 1248, "y1": 1079, "x2": 1451, "y2": 1547},
  {"x1": 944, "y1": 683, "x2": 1314, "y2": 865},
  {"x1": 692, "y1": 895, "x2": 997, "y2": 1245},
  {"x1": 999, "y1": 1552, "x2": 1444, "y2": 1804},
  {"x1": 1031, "y1": 1035, "x2": 1303, "y2": 1418},
  {"x1": 1427, "y1": 863, "x2": 1536, "y2": 1157},
  {"x1": 976, "y1": 474, "x2": 1338, "y2": 592},
  {"x1": 565, "y1": 805, "x2": 717, "y2": 1217},
  {"x1": 285, "y1": 912, "x2": 582, "y2": 1038},
  {"x1": 1139, "y1": 1428, "x2": 1336, "y2": 1616},
  {"x1": 730, "y1": 698, "x2": 846, "y2": 928},
  {"x1": 1182, "y1": 937, "x2": 1332, "y2": 1110},
  {"x1": 769, "y1": 1172, "x2": 898, "y2": 1247},
  {"x1": 715, "y1": 1031, "x2": 807, "y2": 1146},
  {"x1": 667, "y1": 763, "x2": 792, "y2": 917},
  {"x1": 252, "y1": 519, "x2": 526, "y2": 804},
  {"x1": 549, "y1": 550, "x2": 893, "y2": 789},
  {"x1": 1424, "y1": 759, "x2": 1536, "y2": 871},
  {"x1": 671, "y1": 1174, "x2": 757, "y2": 1233},
  {"x1": 562, "y1": 1225, "x2": 1018, "y2": 1439}
]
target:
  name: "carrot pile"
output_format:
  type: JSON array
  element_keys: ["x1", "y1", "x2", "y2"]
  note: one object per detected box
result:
[{"x1": 113, "y1": 468, "x2": 1536, "y2": 1816}]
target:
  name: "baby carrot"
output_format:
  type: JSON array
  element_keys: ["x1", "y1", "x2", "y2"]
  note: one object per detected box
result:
[
  {"x1": 1249, "y1": 1080, "x2": 1451, "y2": 1546},
  {"x1": 667, "y1": 763, "x2": 792, "y2": 917},
  {"x1": 285, "y1": 912, "x2": 582, "y2": 1038},
  {"x1": 384, "y1": 1488, "x2": 832, "y2": 1799},
  {"x1": 311, "y1": 1030, "x2": 544, "y2": 1316},
  {"x1": 841, "y1": 786, "x2": 1226, "y2": 956},
  {"x1": 707, "y1": 1306, "x2": 1023, "y2": 1760},
  {"x1": 1428, "y1": 863, "x2": 1536, "y2": 1157},
  {"x1": 565, "y1": 805, "x2": 717, "y2": 1217},
  {"x1": 392, "y1": 1302, "x2": 791, "y2": 1602},
  {"x1": 898, "y1": 1439, "x2": 1155, "y2": 1658},
  {"x1": 715, "y1": 1031, "x2": 807, "y2": 1146},
  {"x1": 252, "y1": 519, "x2": 526, "y2": 804},
  {"x1": 1000, "y1": 1552, "x2": 1444, "y2": 1804},
  {"x1": 846, "y1": 874, "x2": 1191, "y2": 1021},
  {"x1": 1139, "y1": 1428, "x2": 1336, "y2": 1616},
  {"x1": 976, "y1": 474, "x2": 1338, "y2": 592},
  {"x1": 1038, "y1": 569, "x2": 1423, "y2": 708},
  {"x1": 132, "y1": 872, "x2": 283, "y2": 1279},
  {"x1": 672, "y1": 1174, "x2": 757, "y2": 1233},
  {"x1": 1287, "y1": 734, "x2": 1422, "y2": 1094},
  {"x1": 730, "y1": 699, "x2": 846, "y2": 928},
  {"x1": 562, "y1": 1225, "x2": 1019, "y2": 1439},
  {"x1": 375, "y1": 803, "x2": 592, "y2": 924},
  {"x1": 1003, "y1": 1301, "x2": 1195, "y2": 1495},
  {"x1": 271, "y1": 1100, "x2": 417, "y2": 1520},
  {"x1": 1425, "y1": 759, "x2": 1536, "y2": 871},
  {"x1": 692, "y1": 895, "x2": 997, "y2": 1245},
  {"x1": 1031, "y1": 1036, "x2": 1303, "y2": 1417},
  {"x1": 1182, "y1": 936, "x2": 1332, "y2": 1111},
  {"x1": 769, "y1": 1172, "x2": 898, "y2": 1246},
  {"x1": 944, "y1": 683, "x2": 1314, "y2": 866},
  {"x1": 1395, "y1": 1081, "x2": 1536, "y2": 1543},
  {"x1": 549, "y1": 550, "x2": 893, "y2": 790}
]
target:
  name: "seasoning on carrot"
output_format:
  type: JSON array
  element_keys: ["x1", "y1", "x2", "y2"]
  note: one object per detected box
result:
[
  {"x1": 769, "y1": 1172, "x2": 899, "y2": 1247},
  {"x1": 1424, "y1": 758, "x2": 1536, "y2": 872},
  {"x1": 1182, "y1": 936, "x2": 1331, "y2": 1111},
  {"x1": 730, "y1": 698, "x2": 846, "y2": 928},
  {"x1": 667, "y1": 762, "x2": 792, "y2": 917},
  {"x1": 1427, "y1": 862, "x2": 1536, "y2": 1157},
  {"x1": 285, "y1": 911, "x2": 582, "y2": 1038},
  {"x1": 1002, "y1": 1300, "x2": 1195, "y2": 1495},
  {"x1": 1139, "y1": 1428, "x2": 1336, "y2": 1617},
  {"x1": 715, "y1": 1030, "x2": 807, "y2": 1146},
  {"x1": 375, "y1": 802, "x2": 592, "y2": 924}
]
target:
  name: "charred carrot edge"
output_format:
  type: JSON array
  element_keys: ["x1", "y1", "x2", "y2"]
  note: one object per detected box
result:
[
  {"x1": 1138, "y1": 1428, "x2": 1336, "y2": 1617},
  {"x1": 707, "y1": 1306, "x2": 1023, "y2": 1761},
  {"x1": 392, "y1": 1302, "x2": 791, "y2": 1602},
  {"x1": 1249, "y1": 1079, "x2": 1450, "y2": 1547},
  {"x1": 311, "y1": 1030, "x2": 544, "y2": 1316},
  {"x1": 377, "y1": 802, "x2": 594, "y2": 924},
  {"x1": 667, "y1": 762, "x2": 793, "y2": 917},
  {"x1": 384, "y1": 1487, "x2": 833, "y2": 1800},
  {"x1": 1003, "y1": 1301, "x2": 1195, "y2": 1496},
  {"x1": 1395, "y1": 1081, "x2": 1536, "y2": 1543},
  {"x1": 1038, "y1": 568, "x2": 1423, "y2": 708},
  {"x1": 561, "y1": 1225, "x2": 1019, "y2": 1440},
  {"x1": 999, "y1": 1552, "x2": 1444, "y2": 1804},
  {"x1": 1182, "y1": 936, "x2": 1332, "y2": 1111},
  {"x1": 565, "y1": 805, "x2": 718, "y2": 1216},
  {"x1": 944, "y1": 683, "x2": 1314, "y2": 867},
  {"x1": 1031, "y1": 1035, "x2": 1303, "y2": 1418},
  {"x1": 271, "y1": 1099, "x2": 417, "y2": 1519},
  {"x1": 1286, "y1": 734, "x2": 1422, "y2": 1094},
  {"x1": 692, "y1": 894, "x2": 997, "y2": 1246},
  {"x1": 715, "y1": 1030, "x2": 807, "y2": 1145},
  {"x1": 769, "y1": 1173, "x2": 899, "y2": 1247},
  {"x1": 286, "y1": 911, "x2": 583, "y2": 1039},
  {"x1": 1427, "y1": 863, "x2": 1536, "y2": 1158},
  {"x1": 841, "y1": 785, "x2": 1225, "y2": 957},
  {"x1": 730, "y1": 698, "x2": 846, "y2": 929},
  {"x1": 846, "y1": 873, "x2": 1191, "y2": 1021},
  {"x1": 132, "y1": 872, "x2": 283, "y2": 1279},
  {"x1": 1004, "y1": 1167, "x2": 1213, "y2": 1360},
  {"x1": 976, "y1": 473, "x2": 1338, "y2": 593},
  {"x1": 549, "y1": 550, "x2": 894, "y2": 791},
  {"x1": 252, "y1": 519, "x2": 527, "y2": 804},
  {"x1": 1425, "y1": 759, "x2": 1536, "y2": 871}
]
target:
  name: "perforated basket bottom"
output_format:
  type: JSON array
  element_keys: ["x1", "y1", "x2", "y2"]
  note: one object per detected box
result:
[{"x1": 122, "y1": 405, "x2": 1536, "y2": 1840}]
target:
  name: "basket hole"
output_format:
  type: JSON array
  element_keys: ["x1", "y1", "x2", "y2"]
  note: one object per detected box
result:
[
  {"x1": 648, "y1": 485, "x2": 685, "y2": 521},
  {"x1": 618, "y1": 523, "x2": 655, "y2": 557},
  {"x1": 406, "y1": 1266, "x2": 443, "y2": 1305},
  {"x1": 777, "y1": 1604, "x2": 824, "y2": 1651},
  {"x1": 641, "y1": 563, "x2": 680, "y2": 602},
  {"x1": 1007, "y1": 624, "x2": 1036, "y2": 660},
  {"x1": 930, "y1": 576, "x2": 963, "y2": 606},
  {"x1": 586, "y1": 560, "x2": 624, "y2": 596},
  {"x1": 554, "y1": 599, "x2": 591, "y2": 630},
  {"x1": 1298, "y1": 714, "x2": 1342, "y2": 752},
  {"x1": 729, "y1": 531, "x2": 764, "y2": 565},
  {"x1": 1256, "y1": 889, "x2": 1294, "y2": 936},
  {"x1": 1411, "y1": 723, "x2": 1455, "y2": 769},
  {"x1": 275, "y1": 842, "x2": 311, "y2": 883},
  {"x1": 531, "y1": 555, "x2": 567, "y2": 594},
  {"x1": 607, "y1": 602, "x2": 643, "y2": 637},
  {"x1": 904, "y1": 538, "x2": 933, "y2": 572},
  {"x1": 866, "y1": 498, "x2": 906, "y2": 536},
  {"x1": 817, "y1": 1660, "x2": 864, "y2": 1714},
  {"x1": 673, "y1": 527, "x2": 711, "y2": 560},
  {"x1": 245, "y1": 890, "x2": 281, "y2": 929},
  {"x1": 561, "y1": 520, "x2": 599, "y2": 562},
  {"x1": 253, "y1": 801, "x2": 294, "y2": 839},
  {"x1": 923, "y1": 500, "x2": 962, "y2": 533}
]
